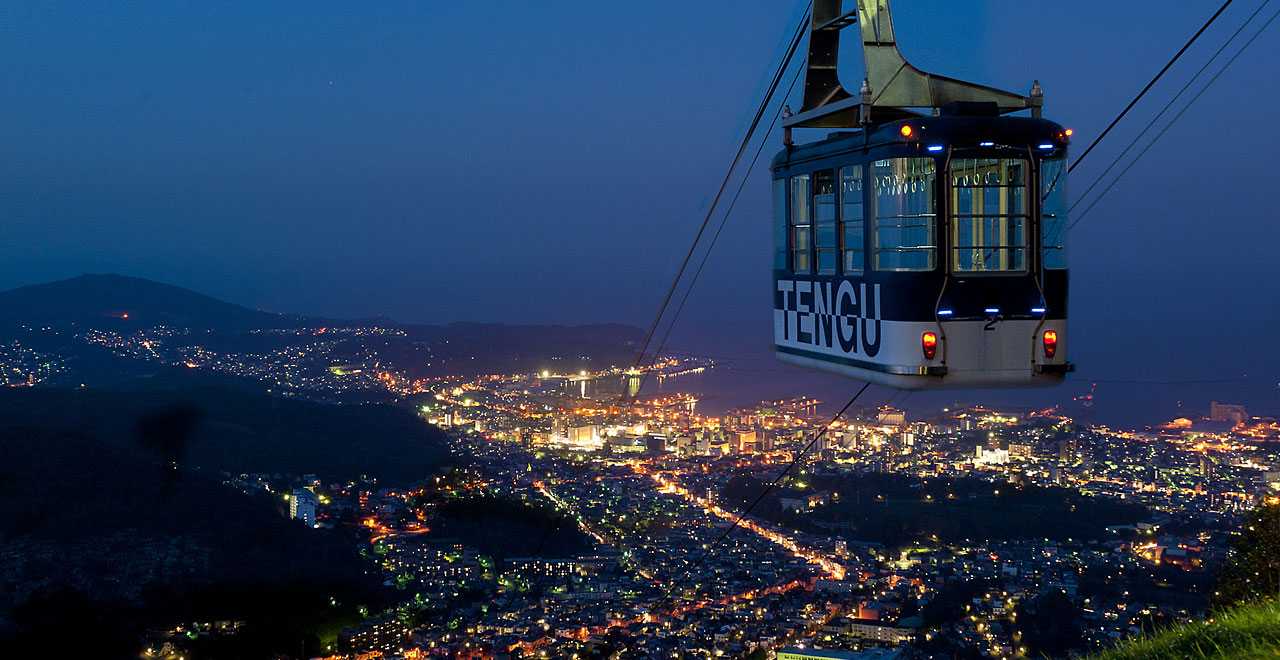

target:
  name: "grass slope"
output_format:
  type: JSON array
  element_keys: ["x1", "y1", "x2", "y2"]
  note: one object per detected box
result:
[{"x1": 1091, "y1": 601, "x2": 1280, "y2": 660}]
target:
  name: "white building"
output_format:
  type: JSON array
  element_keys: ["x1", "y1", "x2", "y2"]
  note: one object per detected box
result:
[
  {"x1": 290, "y1": 488, "x2": 319, "y2": 527},
  {"x1": 568, "y1": 425, "x2": 599, "y2": 445}
]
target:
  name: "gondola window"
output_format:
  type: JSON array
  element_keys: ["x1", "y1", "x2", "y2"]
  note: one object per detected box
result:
[
  {"x1": 773, "y1": 178, "x2": 787, "y2": 269},
  {"x1": 1040, "y1": 158, "x2": 1067, "y2": 269},
  {"x1": 949, "y1": 158, "x2": 1028, "y2": 273},
  {"x1": 840, "y1": 165, "x2": 864, "y2": 272},
  {"x1": 790, "y1": 174, "x2": 812, "y2": 273},
  {"x1": 873, "y1": 158, "x2": 936, "y2": 271},
  {"x1": 814, "y1": 169, "x2": 837, "y2": 274}
]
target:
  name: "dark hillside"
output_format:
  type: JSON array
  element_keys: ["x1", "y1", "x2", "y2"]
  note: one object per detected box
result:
[
  {"x1": 0, "y1": 273, "x2": 308, "y2": 331},
  {"x1": 722, "y1": 472, "x2": 1149, "y2": 547},
  {"x1": 0, "y1": 428, "x2": 384, "y2": 657},
  {"x1": 0, "y1": 386, "x2": 448, "y2": 487}
]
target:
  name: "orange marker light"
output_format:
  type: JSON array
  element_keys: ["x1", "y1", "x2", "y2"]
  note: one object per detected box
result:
[
  {"x1": 1043, "y1": 330, "x2": 1058, "y2": 358},
  {"x1": 1064, "y1": 129, "x2": 1073, "y2": 136},
  {"x1": 900, "y1": 125, "x2": 913, "y2": 137},
  {"x1": 922, "y1": 332, "x2": 938, "y2": 360}
]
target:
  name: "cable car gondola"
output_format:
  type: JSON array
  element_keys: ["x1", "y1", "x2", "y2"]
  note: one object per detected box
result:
[{"x1": 772, "y1": 0, "x2": 1073, "y2": 390}]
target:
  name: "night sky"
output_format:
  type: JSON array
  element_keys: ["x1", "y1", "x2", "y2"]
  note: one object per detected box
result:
[{"x1": 3, "y1": 1, "x2": 1278, "y2": 424}]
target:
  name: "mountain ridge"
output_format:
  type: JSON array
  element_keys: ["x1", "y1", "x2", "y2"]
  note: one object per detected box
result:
[
  {"x1": 0, "y1": 273, "x2": 308, "y2": 331},
  {"x1": 0, "y1": 272, "x2": 643, "y2": 395},
  {"x1": 0, "y1": 273, "x2": 644, "y2": 337}
]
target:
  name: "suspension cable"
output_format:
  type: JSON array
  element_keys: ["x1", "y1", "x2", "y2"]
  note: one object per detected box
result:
[
  {"x1": 1070, "y1": 4, "x2": 1279, "y2": 230},
  {"x1": 514, "y1": 8, "x2": 815, "y2": 607},
  {"x1": 636, "y1": 58, "x2": 807, "y2": 386},
  {"x1": 1069, "y1": 0, "x2": 1235, "y2": 173},
  {"x1": 629, "y1": 6, "x2": 810, "y2": 372},
  {"x1": 1071, "y1": 0, "x2": 1272, "y2": 215}
]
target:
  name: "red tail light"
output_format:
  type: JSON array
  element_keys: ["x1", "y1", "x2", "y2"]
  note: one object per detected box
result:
[
  {"x1": 922, "y1": 332, "x2": 938, "y2": 359},
  {"x1": 1043, "y1": 330, "x2": 1058, "y2": 358}
]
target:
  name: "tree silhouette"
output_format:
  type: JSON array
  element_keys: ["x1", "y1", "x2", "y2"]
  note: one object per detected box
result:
[
  {"x1": 1016, "y1": 588, "x2": 1082, "y2": 657},
  {"x1": 1216, "y1": 504, "x2": 1280, "y2": 606}
]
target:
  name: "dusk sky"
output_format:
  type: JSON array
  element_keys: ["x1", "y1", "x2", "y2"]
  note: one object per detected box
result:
[{"x1": 3, "y1": 1, "x2": 1278, "y2": 423}]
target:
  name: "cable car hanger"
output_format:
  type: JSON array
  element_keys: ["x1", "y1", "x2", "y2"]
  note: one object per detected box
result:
[{"x1": 785, "y1": 0, "x2": 1042, "y2": 131}]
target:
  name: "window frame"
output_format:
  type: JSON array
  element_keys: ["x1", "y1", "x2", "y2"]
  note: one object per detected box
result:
[
  {"x1": 789, "y1": 173, "x2": 812, "y2": 274},
  {"x1": 772, "y1": 178, "x2": 787, "y2": 270},
  {"x1": 813, "y1": 169, "x2": 838, "y2": 275},
  {"x1": 946, "y1": 156, "x2": 1031, "y2": 276},
  {"x1": 1039, "y1": 157, "x2": 1068, "y2": 270},
  {"x1": 871, "y1": 157, "x2": 938, "y2": 272},
  {"x1": 839, "y1": 164, "x2": 865, "y2": 274}
]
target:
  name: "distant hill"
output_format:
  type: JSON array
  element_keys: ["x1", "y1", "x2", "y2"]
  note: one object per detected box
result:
[
  {"x1": 0, "y1": 386, "x2": 449, "y2": 487},
  {"x1": 0, "y1": 274, "x2": 643, "y2": 381},
  {"x1": 0, "y1": 273, "x2": 309, "y2": 331}
]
